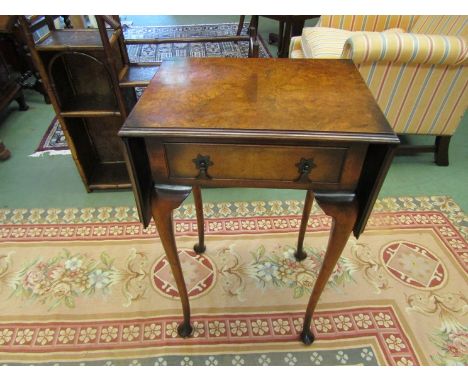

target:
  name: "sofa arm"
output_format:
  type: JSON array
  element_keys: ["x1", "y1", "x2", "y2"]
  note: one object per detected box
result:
[
  {"x1": 342, "y1": 32, "x2": 467, "y2": 65},
  {"x1": 289, "y1": 36, "x2": 305, "y2": 58}
]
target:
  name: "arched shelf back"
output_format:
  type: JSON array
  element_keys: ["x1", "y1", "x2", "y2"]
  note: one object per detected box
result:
[{"x1": 47, "y1": 51, "x2": 119, "y2": 112}]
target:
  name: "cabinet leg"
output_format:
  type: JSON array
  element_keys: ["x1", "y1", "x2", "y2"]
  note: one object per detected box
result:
[
  {"x1": 250, "y1": 15, "x2": 259, "y2": 32},
  {"x1": 295, "y1": 190, "x2": 314, "y2": 261},
  {"x1": 300, "y1": 197, "x2": 358, "y2": 345},
  {"x1": 192, "y1": 185, "x2": 206, "y2": 254},
  {"x1": 151, "y1": 184, "x2": 193, "y2": 338},
  {"x1": 236, "y1": 15, "x2": 245, "y2": 36},
  {"x1": 435, "y1": 135, "x2": 451, "y2": 166},
  {"x1": 278, "y1": 21, "x2": 292, "y2": 57},
  {"x1": 16, "y1": 91, "x2": 29, "y2": 111}
]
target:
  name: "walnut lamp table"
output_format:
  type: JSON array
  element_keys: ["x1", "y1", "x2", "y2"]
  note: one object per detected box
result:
[{"x1": 119, "y1": 58, "x2": 399, "y2": 345}]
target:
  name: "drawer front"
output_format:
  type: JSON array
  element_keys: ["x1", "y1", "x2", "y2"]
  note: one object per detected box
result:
[{"x1": 160, "y1": 143, "x2": 365, "y2": 188}]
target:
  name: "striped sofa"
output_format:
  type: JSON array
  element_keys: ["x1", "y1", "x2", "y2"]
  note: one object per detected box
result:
[{"x1": 290, "y1": 16, "x2": 468, "y2": 166}]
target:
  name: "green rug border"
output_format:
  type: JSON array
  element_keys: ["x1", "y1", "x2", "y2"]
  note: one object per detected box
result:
[{"x1": 1, "y1": 196, "x2": 466, "y2": 240}]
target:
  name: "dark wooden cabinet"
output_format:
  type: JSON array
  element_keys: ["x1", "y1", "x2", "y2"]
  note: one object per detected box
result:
[
  {"x1": 0, "y1": 16, "x2": 51, "y2": 103},
  {"x1": 0, "y1": 47, "x2": 28, "y2": 115}
]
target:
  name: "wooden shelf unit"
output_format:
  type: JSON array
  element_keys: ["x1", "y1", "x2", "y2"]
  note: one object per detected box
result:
[{"x1": 18, "y1": 16, "x2": 142, "y2": 191}]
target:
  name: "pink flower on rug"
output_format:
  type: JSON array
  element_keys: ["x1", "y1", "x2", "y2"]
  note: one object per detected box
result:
[
  {"x1": 447, "y1": 332, "x2": 468, "y2": 357},
  {"x1": 24, "y1": 268, "x2": 46, "y2": 289}
]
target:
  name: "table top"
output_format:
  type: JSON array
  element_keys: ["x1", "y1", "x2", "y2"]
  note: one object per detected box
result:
[{"x1": 121, "y1": 58, "x2": 397, "y2": 143}]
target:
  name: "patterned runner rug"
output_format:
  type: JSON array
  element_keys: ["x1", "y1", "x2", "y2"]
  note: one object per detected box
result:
[
  {"x1": 0, "y1": 196, "x2": 466, "y2": 365},
  {"x1": 31, "y1": 23, "x2": 271, "y2": 157}
]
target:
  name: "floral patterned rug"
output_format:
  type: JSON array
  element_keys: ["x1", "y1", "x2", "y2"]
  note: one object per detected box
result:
[
  {"x1": 0, "y1": 196, "x2": 466, "y2": 365},
  {"x1": 32, "y1": 23, "x2": 271, "y2": 157}
]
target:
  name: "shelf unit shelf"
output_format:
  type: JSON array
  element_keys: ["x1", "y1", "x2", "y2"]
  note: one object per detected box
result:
[
  {"x1": 88, "y1": 162, "x2": 132, "y2": 190},
  {"x1": 59, "y1": 110, "x2": 121, "y2": 118},
  {"x1": 119, "y1": 63, "x2": 160, "y2": 88},
  {"x1": 35, "y1": 29, "x2": 114, "y2": 51}
]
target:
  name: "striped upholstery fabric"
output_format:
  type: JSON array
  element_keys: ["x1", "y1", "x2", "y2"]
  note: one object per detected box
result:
[
  {"x1": 290, "y1": 16, "x2": 468, "y2": 136},
  {"x1": 343, "y1": 33, "x2": 467, "y2": 65},
  {"x1": 289, "y1": 36, "x2": 305, "y2": 58},
  {"x1": 318, "y1": 15, "x2": 418, "y2": 32},
  {"x1": 301, "y1": 27, "x2": 359, "y2": 59},
  {"x1": 301, "y1": 27, "x2": 405, "y2": 59},
  {"x1": 411, "y1": 15, "x2": 467, "y2": 36}
]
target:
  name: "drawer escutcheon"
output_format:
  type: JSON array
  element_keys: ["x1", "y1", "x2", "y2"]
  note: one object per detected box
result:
[
  {"x1": 295, "y1": 157, "x2": 316, "y2": 183},
  {"x1": 192, "y1": 154, "x2": 214, "y2": 180}
]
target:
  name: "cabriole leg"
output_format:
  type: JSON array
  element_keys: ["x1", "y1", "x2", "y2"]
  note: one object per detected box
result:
[
  {"x1": 192, "y1": 185, "x2": 206, "y2": 254},
  {"x1": 295, "y1": 190, "x2": 314, "y2": 261},
  {"x1": 300, "y1": 197, "x2": 358, "y2": 345},
  {"x1": 151, "y1": 185, "x2": 193, "y2": 338}
]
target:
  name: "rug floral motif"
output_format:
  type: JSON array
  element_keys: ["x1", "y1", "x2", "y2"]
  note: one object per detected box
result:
[
  {"x1": 0, "y1": 196, "x2": 466, "y2": 365},
  {"x1": 32, "y1": 22, "x2": 271, "y2": 156}
]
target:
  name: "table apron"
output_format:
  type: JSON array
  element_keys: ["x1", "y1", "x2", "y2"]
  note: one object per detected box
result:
[{"x1": 145, "y1": 139, "x2": 369, "y2": 192}]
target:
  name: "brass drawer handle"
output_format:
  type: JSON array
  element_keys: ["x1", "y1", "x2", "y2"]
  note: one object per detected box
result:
[
  {"x1": 192, "y1": 154, "x2": 213, "y2": 180},
  {"x1": 295, "y1": 158, "x2": 316, "y2": 183}
]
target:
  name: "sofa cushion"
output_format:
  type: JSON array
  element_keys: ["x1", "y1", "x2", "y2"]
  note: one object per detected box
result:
[{"x1": 301, "y1": 26, "x2": 404, "y2": 59}]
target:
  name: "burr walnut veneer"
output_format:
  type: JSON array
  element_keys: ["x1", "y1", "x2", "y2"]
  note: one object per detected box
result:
[{"x1": 119, "y1": 58, "x2": 399, "y2": 345}]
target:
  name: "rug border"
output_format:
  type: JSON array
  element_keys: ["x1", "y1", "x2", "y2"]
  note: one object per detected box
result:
[
  {"x1": 0, "y1": 196, "x2": 465, "y2": 228},
  {"x1": 0, "y1": 305, "x2": 420, "y2": 366}
]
